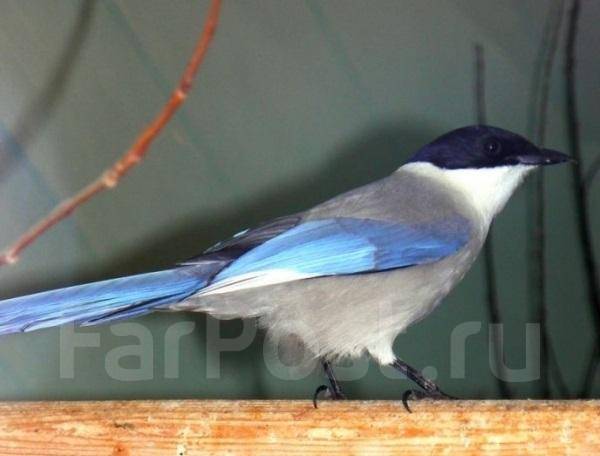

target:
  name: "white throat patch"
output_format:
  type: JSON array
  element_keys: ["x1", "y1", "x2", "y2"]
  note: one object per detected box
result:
[{"x1": 401, "y1": 162, "x2": 535, "y2": 225}]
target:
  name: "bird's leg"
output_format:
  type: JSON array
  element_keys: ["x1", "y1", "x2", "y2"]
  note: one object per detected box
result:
[
  {"x1": 313, "y1": 360, "x2": 346, "y2": 408},
  {"x1": 391, "y1": 358, "x2": 453, "y2": 412},
  {"x1": 323, "y1": 360, "x2": 346, "y2": 398}
]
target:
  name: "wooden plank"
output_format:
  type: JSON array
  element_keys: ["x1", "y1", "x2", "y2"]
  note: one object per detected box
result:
[{"x1": 0, "y1": 400, "x2": 597, "y2": 455}]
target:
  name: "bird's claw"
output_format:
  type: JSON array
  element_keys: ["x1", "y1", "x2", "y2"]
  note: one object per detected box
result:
[
  {"x1": 312, "y1": 384, "x2": 346, "y2": 408},
  {"x1": 402, "y1": 388, "x2": 454, "y2": 413}
]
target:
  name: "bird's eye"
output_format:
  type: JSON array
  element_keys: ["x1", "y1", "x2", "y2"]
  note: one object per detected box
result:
[{"x1": 483, "y1": 139, "x2": 501, "y2": 156}]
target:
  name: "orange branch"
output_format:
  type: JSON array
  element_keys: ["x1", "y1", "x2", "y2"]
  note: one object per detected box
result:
[{"x1": 0, "y1": 0, "x2": 222, "y2": 266}]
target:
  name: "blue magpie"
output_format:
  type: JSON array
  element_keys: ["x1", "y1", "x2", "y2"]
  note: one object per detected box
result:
[{"x1": 0, "y1": 125, "x2": 570, "y2": 403}]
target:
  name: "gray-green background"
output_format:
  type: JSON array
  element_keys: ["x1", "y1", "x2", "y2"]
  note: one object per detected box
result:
[{"x1": 0, "y1": 0, "x2": 597, "y2": 400}]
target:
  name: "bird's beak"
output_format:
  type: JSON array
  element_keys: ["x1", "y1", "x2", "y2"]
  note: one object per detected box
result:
[{"x1": 516, "y1": 148, "x2": 574, "y2": 166}]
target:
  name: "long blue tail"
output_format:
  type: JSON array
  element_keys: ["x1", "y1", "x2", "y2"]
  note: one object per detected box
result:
[{"x1": 0, "y1": 266, "x2": 212, "y2": 336}]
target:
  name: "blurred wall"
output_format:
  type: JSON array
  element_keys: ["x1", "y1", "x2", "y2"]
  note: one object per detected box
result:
[{"x1": 0, "y1": 0, "x2": 597, "y2": 400}]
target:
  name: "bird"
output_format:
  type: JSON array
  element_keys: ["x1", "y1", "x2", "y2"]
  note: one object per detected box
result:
[{"x1": 0, "y1": 125, "x2": 570, "y2": 404}]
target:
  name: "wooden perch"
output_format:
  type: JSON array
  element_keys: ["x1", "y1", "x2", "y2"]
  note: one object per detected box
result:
[{"x1": 0, "y1": 400, "x2": 598, "y2": 454}]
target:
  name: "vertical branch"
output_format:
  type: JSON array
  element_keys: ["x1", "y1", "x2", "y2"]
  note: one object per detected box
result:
[
  {"x1": 584, "y1": 155, "x2": 600, "y2": 187},
  {"x1": 473, "y1": 44, "x2": 510, "y2": 399},
  {"x1": 530, "y1": 128, "x2": 549, "y2": 399},
  {"x1": 474, "y1": 44, "x2": 487, "y2": 126},
  {"x1": 563, "y1": 0, "x2": 600, "y2": 398},
  {"x1": 527, "y1": 0, "x2": 568, "y2": 398}
]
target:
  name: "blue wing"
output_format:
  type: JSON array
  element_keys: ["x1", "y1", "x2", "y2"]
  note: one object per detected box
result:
[
  {"x1": 199, "y1": 216, "x2": 471, "y2": 295},
  {"x1": 0, "y1": 215, "x2": 302, "y2": 335},
  {"x1": 0, "y1": 215, "x2": 470, "y2": 334}
]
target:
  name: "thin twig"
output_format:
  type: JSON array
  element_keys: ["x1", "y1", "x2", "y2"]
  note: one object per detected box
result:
[
  {"x1": 0, "y1": 0, "x2": 223, "y2": 266},
  {"x1": 563, "y1": 0, "x2": 600, "y2": 398},
  {"x1": 473, "y1": 44, "x2": 511, "y2": 399},
  {"x1": 582, "y1": 345, "x2": 600, "y2": 397},
  {"x1": 584, "y1": 154, "x2": 600, "y2": 187},
  {"x1": 473, "y1": 44, "x2": 486, "y2": 127},
  {"x1": 533, "y1": 0, "x2": 564, "y2": 146},
  {"x1": 527, "y1": 0, "x2": 569, "y2": 399}
]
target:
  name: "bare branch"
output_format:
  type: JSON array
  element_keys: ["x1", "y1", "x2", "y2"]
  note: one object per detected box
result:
[
  {"x1": 585, "y1": 154, "x2": 600, "y2": 187},
  {"x1": 0, "y1": 0, "x2": 222, "y2": 266},
  {"x1": 473, "y1": 44, "x2": 487, "y2": 125},
  {"x1": 563, "y1": 0, "x2": 600, "y2": 398},
  {"x1": 527, "y1": 0, "x2": 568, "y2": 398},
  {"x1": 473, "y1": 43, "x2": 511, "y2": 398}
]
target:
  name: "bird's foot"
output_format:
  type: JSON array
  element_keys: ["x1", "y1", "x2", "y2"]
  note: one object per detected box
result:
[
  {"x1": 312, "y1": 384, "x2": 347, "y2": 408},
  {"x1": 402, "y1": 388, "x2": 455, "y2": 413}
]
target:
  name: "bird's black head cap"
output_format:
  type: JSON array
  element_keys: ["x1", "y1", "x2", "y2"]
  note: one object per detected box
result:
[{"x1": 408, "y1": 125, "x2": 571, "y2": 169}]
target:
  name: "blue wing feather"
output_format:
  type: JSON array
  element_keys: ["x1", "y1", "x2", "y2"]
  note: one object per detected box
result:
[
  {"x1": 212, "y1": 216, "x2": 471, "y2": 284},
  {"x1": 0, "y1": 215, "x2": 470, "y2": 335},
  {"x1": 0, "y1": 268, "x2": 209, "y2": 335}
]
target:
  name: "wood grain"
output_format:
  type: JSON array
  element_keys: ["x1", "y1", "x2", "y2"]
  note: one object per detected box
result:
[{"x1": 0, "y1": 400, "x2": 597, "y2": 455}]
